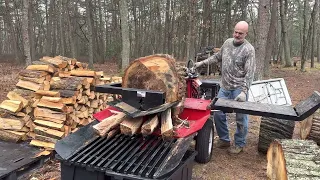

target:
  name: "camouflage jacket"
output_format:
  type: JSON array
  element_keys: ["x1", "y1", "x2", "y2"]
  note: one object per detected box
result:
[{"x1": 201, "y1": 38, "x2": 255, "y2": 93}]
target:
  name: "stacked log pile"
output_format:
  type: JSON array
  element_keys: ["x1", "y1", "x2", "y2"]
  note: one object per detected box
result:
[{"x1": 0, "y1": 56, "x2": 120, "y2": 150}]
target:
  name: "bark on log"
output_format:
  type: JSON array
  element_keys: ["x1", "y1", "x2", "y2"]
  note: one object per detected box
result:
[
  {"x1": 267, "y1": 139, "x2": 320, "y2": 180},
  {"x1": 59, "y1": 90, "x2": 79, "y2": 98},
  {"x1": 122, "y1": 54, "x2": 184, "y2": 103},
  {"x1": 19, "y1": 76, "x2": 45, "y2": 84},
  {"x1": 13, "y1": 88, "x2": 35, "y2": 99},
  {"x1": 300, "y1": 110, "x2": 320, "y2": 145},
  {"x1": 258, "y1": 116, "x2": 295, "y2": 154},
  {"x1": 35, "y1": 134, "x2": 58, "y2": 143},
  {"x1": 120, "y1": 117, "x2": 143, "y2": 135},
  {"x1": 161, "y1": 108, "x2": 174, "y2": 139},
  {"x1": 141, "y1": 115, "x2": 159, "y2": 135},
  {"x1": 0, "y1": 130, "x2": 27, "y2": 142},
  {"x1": 50, "y1": 77, "x2": 84, "y2": 90},
  {"x1": 92, "y1": 112, "x2": 126, "y2": 136},
  {"x1": 19, "y1": 69, "x2": 48, "y2": 78}
]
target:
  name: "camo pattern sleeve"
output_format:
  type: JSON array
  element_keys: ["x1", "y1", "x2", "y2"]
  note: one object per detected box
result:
[{"x1": 220, "y1": 38, "x2": 256, "y2": 93}]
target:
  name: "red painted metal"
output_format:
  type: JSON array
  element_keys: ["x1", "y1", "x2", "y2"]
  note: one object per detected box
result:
[{"x1": 93, "y1": 106, "x2": 120, "y2": 122}]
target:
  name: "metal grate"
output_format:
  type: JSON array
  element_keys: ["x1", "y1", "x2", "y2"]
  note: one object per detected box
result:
[{"x1": 66, "y1": 134, "x2": 176, "y2": 179}]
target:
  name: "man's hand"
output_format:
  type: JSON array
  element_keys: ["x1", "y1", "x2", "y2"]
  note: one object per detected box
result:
[
  {"x1": 194, "y1": 61, "x2": 203, "y2": 69},
  {"x1": 234, "y1": 91, "x2": 247, "y2": 102}
]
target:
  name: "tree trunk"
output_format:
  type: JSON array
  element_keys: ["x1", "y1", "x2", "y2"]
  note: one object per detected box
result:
[
  {"x1": 186, "y1": 0, "x2": 196, "y2": 61},
  {"x1": 264, "y1": 0, "x2": 278, "y2": 78},
  {"x1": 254, "y1": 0, "x2": 270, "y2": 80},
  {"x1": 279, "y1": 0, "x2": 291, "y2": 67},
  {"x1": 86, "y1": 0, "x2": 94, "y2": 69},
  {"x1": 267, "y1": 139, "x2": 320, "y2": 180},
  {"x1": 119, "y1": 0, "x2": 130, "y2": 70},
  {"x1": 22, "y1": 0, "x2": 32, "y2": 66},
  {"x1": 310, "y1": 0, "x2": 318, "y2": 68}
]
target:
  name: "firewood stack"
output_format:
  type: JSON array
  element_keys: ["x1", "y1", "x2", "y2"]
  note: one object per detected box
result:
[{"x1": 0, "y1": 56, "x2": 121, "y2": 150}]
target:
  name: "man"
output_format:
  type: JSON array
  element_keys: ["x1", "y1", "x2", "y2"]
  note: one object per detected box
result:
[{"x1": 194, "y1": 21, "x2": 256, "y2": 154}]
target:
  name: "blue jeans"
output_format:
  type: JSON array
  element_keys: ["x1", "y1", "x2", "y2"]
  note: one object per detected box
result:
[{"x1": 214, "y1": 88, "x2": 248, "y2": 147}]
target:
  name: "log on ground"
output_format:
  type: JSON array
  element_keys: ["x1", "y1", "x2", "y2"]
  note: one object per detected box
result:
[
  {"x1": 300, "y1": 110, "x2": 320, "y2": 145},
  {"x1": 267, "y1": 139, "x2": 320, "y2": 180}
]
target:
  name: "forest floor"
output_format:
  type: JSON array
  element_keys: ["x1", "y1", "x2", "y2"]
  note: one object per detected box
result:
[{"x1": 0, "y1": 60, "x2": 319, "y2": 180}]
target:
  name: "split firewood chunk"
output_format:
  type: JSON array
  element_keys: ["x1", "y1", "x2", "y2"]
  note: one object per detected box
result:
[
  {"x1": 34, "y1": 126, "x2": 65, "y2": 139},
  {"x1": 26, "y1": 64, "x2": 55, "y2": 73},
  {"x1": 30, "y1": 139, "x2": 55, "y2": 149},
  {"x1": 0, "y1": 100, "x2": 23, "y2": 113},
  {"x1": 35, "y1": 90, "x2": 60, "y2": 97},
  {"x1": 0, "y1": 117, "x2": 25, "y2": 130},
  {"x1": 40, "y1": 56, "x2": 68, "y2": 68},
  {"x1": 161, "y1": 108, "x2": 174, "y2": 139},
  {"x1": 19, "y1": 69, "x2": 49, "y2": 78},
  {"x1": 0, "y1": 130, "x2": 27, "y2": 142},
  {"x1": 141, "y1": 115, "x2": 159, "y2": 135},
  {"x1": 16, "y1": 80, "x2": 42, "y2": 92},
  {"x1": 7, "y1": 91, "x2": 29, "y2": 108},
  {"x1": 120, "y1": 117, "x2": 143, "y2": 135},
  {"x1": 19, "y1": 76, "x2": 45, "y2": 84},
  {"x1": 37, "y1": 99, "x2": 67, "y2": 112},
  {"x1": 34, "y1": 107, "x2": 67, "y2": 122},
  {"x1": 92, "y1": 112, "x2": 126, "y2": 137},
  {"x1": 34, "y1": 119, "x2": 65, "y2": 131},
  {"x1": 35, "y1": 134, "x2": 58, "y2": 144},
  {"x1": 70, "y1": 70, "x2": 96, "y2": 77}
]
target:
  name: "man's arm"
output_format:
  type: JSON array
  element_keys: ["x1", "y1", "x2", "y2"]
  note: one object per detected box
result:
[
  {"x1": 194, "y1": 49, "x2": 222, "y2": 68},
  {"x1": 243, "y1": 48, "x2": 256, "y2": 93}
]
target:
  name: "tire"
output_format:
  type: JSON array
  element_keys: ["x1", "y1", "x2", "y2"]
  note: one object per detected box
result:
[
  {"x1": 258, "y1": 116, "x2": 295, "y2": 154},
  {"x1": 195, "y1": 118, "x2": 214, "y2": 163}
]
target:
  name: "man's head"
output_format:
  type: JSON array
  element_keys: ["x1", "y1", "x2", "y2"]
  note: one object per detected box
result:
[{"x1": 233, "y1": 21, "x2": 249, "y2": 44}]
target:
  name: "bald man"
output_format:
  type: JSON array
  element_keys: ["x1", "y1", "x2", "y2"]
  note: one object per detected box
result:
[{"x1": 194, "y1": 21, "x2": 256, "y2": 154}]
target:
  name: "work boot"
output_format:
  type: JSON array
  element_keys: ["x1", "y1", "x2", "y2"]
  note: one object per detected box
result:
[
  {"x1": 228, "y1": 146, "x2": 243, "y2": 154},
  {"x1": 215, "y1": 139, "x2": 231, "y2": 149}
]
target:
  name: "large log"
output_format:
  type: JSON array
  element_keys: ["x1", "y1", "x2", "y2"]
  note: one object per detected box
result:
[
  {"x1": 267, "y1": 139, "x2": 320, "y2": 180},
  {"x1": 122, "y1": 54, "x2": 184, "y2": 103},
  {"x1": 258, "y1": 116, "x2": 295, "y2": 154},
  {"x1": 300, "y1": 110, "x2": 320, "y2": 145}
]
